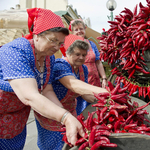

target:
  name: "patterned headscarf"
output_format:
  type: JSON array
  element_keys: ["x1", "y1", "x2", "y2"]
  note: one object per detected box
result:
[
  {"x1": 60, "y1": 34, "x2": 84, "y2": 57},
  {"x1": 25, "y1": 8, "x2": 64, "y2": 39}
]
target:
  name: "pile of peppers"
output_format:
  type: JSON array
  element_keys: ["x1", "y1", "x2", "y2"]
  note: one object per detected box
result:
[
  {"x1": 98, "y1": 0, "x2": 150, "y2": 98},
  {"x1": 61, "y1": 80, "x2": 150, "y2": 149}
]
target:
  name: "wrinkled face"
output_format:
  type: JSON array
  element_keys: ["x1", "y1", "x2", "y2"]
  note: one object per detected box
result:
[
  {"x1": 67, "y1": 47, "x2": 87, "y2": 67},
  {"x1": 72, "y1": 23, "x2": 86, "y2": 38},
  {"x1": 34, "y1": 32, "x2": 66, "y2": 56}
]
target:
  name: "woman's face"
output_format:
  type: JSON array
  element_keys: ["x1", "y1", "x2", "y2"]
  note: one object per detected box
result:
[
  {"x1": 72, "y1": 23, "x2": 86, "y2": 38},
  {"x1": 67, "y1": 47, "x2": 87, "y2": 68},
  {"x1": 34, "y1": 32, "x2": 66, "y2": 56}
]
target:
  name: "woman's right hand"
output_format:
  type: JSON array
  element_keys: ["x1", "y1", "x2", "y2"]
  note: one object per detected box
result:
[{"x1": 63, "y1": 113, "x2": 85, "y2": 145}]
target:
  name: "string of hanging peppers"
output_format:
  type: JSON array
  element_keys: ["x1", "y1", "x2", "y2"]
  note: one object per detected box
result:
[{"x1": 98, "y1": 0, "x2": 150, "y2": 98}]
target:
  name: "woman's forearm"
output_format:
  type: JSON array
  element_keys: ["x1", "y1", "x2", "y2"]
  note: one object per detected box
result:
[
  {"x1": 59, "y1": 76, "x2": 108, "y2": 96},
  {"x1": 27, "y1": 93, "x2": 66, "y2": 122},
  {"x1": 9, "y1": 78, "x2": 66, "y2": 123},
  {"x1": 96, "y1": 60, "x2": 107, "y2": 79}
]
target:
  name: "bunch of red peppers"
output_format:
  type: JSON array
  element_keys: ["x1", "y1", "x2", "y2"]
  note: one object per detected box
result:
[
  {"x1": 61, "y1": 81, "x2": 150, "y2": 149},
  {"x1": 98, "y1": 0, "x2": 150, "y2": 98}
]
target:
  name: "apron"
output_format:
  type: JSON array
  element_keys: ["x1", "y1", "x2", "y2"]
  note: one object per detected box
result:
[
  {"x1": 35, "y1": 57, "x2": 85, "y2": 131},
  {"x1": 84, "y1": 40, "x2": 101, "y2": 87},
  {"x1": 0, "y1": 90, "x2": 30, "y2": 139}
]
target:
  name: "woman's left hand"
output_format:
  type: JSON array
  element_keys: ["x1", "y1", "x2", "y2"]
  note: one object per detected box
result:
[{"x1": 102, "y1": 79, "x2": 107, "y2": 88}]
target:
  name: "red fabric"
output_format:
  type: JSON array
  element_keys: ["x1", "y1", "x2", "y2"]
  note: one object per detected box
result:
[
  {"x1": 69, "y1": 19, "x2": 86, "y2": 31},
  {"x1": 0, "y1": 90, "x2": 30, "y2": 139},
  {"x1": 84, "y1": 40, "x2": 101, "y2": 87},
  {"x1": 25, "y1": 8, "x2": 64, "y2": 39},
  {"x1": 61, "y1": 34, "x2": 84, "y2": 56},
  {"x1": 60, "y1": 47, "x2": 66, "y2": 57}
]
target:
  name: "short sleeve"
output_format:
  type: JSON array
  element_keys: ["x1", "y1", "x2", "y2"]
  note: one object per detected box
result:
[
  {"x1": 0, "y1": 38, "x2": 35, "y2": 81},
  {"x1": 89, "y1": 40, "x2": 100, "y2": 61},
  {"x1": 52, "y1": 58, "x2": 75, "y2": 81}
]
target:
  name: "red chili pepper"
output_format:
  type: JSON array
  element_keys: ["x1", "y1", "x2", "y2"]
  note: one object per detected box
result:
[
  {"x1": 128, "y1": 82, "x2": 133, "y2": 91},
  {"x1": 95, "y1": 130, "x2": 111, "y2": 137},
  {"x1": 92, "y1": 102, "x2": 105, "y2": 108},
  {"x1": 137, "y1": 109, "x2": 149, "y2": 115},
  {"x1": 94, "y1": 136, "x2": 110, "y2": 143},
  {"x1": 86, "y1": 112, "x2": 95, "y2": 131},
  {"x1": 133, "y1": 4, "x2": 138, "y2": 15},
  {"x1": 109, "y1": 109, "x2": 119, "y2": 119},
  {"x1": 124, "y1": 123, "x2": 137, "y2": 130},
  {"x1": 92, "y1": 125, "x2": 110, "y2": 130},
  {"x1": 131, "y1": 51, "x2": 137, "y2": 63},
  {"x1": 143, "y1": 86, "x2": 147, "y2": 98},
  {"x1": 138, "y1": 86, "x2": 142, "y2": 97},
  {"x1": 108, "y1": 81, "x2": 114, "y2": 91},
  {"x1": 114, "y1": 120, "x2": 121, "y2": 131},
  {"x1": 101, "y1": 143, "x2": 118, "y2": 148},
  {"x1": 77, "y1": 113, "x2": 87, "y2": 129},
  {"x1": 109, "y1": 116, "x2": 115, "y2": 123},
  {"x1": 90, "y1": 140, "x2": 107, "y2": 150},
  {"x1": 136, "y1": 102, "x2": 150, "y2": 111},
  {"x1": 109, "y1": 104, "x2": 128, "y2": 110},
  {"x1": 78, "y1": 141, "x2": 89, "y2": 150},
  {"x1": 105, "y1": 85, "x2": 111, "y2": 92},
  {"x1": 128, "y1": 69, "x2": 135, "y2": 79},
  {"x1": 89, "y1": 127, "x2": 96, "y2": 147},
  {"x1": 137, "y1": 126, "x2": 150, "y2": 132},
  {"x1": 97, "y1": 93, "x2": 110, "y2": 99},
  {"x1": 128, "y1": 129, "x2": 145, "y2": 134},
  {"x1": 75, "y1": 134, "x2": 88, "y2": 146},
  {"x1": 111, "y1": 83, "x2": 120, "y2": 95},
  {"x1": 93, "y1": 118, "x2": 99, "y2": 125},
  {"x1": 93, "y1": 93, "x2": 107, "y2": 104},
  {"x1": 122, "y1": 38, "x2": 132, "y2": 49},
  {"x1": 129, "y1": 84, "x2": 136, "y2": 96},
  {"x1": 100, "y1": 106, "x2": 108, "y2": 121},
  {"x1": 118, "y1": 83, "x2": 130, "y2": 93},
  {"x1": 135, "y1": 33, "x2": 143, "y2": 46},
  {"x1": 137, "y1": 24, "x2": 147, "y2": 32},
  {"x1": 111, "y1": 93, "x2": 128, "y2": 101}
]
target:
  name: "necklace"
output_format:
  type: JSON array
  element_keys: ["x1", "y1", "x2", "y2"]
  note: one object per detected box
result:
[{"x1": 35, "y1": 53, "x2": 45, "y2": 94}]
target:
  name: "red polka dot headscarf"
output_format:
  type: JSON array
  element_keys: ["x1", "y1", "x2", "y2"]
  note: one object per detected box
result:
[
  {"x1": 60, "y1": 34, "x2": 84, "y2": 57},
  {"x1": 25, "y1": 8, "x2": 65, "y2": 39}
]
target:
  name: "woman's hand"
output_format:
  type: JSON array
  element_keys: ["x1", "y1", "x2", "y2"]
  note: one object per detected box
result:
[
  {"x1": 102, "y1": 79, "x2": 107, "y2": 88},
  {"x1": 63, "y1": 113, "x2": 85, "y2": 145}
]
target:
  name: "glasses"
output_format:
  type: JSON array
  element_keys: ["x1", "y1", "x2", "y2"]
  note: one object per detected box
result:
[{"x1": 44, "y1": 36, "x2": 65, "y2": 48}]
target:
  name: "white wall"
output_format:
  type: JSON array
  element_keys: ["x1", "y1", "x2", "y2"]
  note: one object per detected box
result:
[{"x1": 19, "y1": 0, "x2": 68, "y2": 11}]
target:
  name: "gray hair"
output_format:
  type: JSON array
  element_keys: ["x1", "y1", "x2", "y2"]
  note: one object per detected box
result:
[
  {"x1": 66, "y1": 40, "x2": 89, "y2": 55},
  {"x1": 71, "y1": 20, "x2": 86, "y2": 31}
]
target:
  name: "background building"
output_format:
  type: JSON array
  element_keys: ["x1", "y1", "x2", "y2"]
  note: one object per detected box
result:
[{"x1": 0, "y1": 0, "x2": 101, "y2": 58}]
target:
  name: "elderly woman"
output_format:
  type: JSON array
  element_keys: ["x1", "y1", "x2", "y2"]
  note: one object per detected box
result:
[
  {"x1": 35, "y1": 34, "x2": 108, "y2": 149},
  {"x1": 0, "y1": 8, "x2": 85, "y2": 150},
  {"x1": 67, "y1": 19, "x2": 108, "y2": 115}
]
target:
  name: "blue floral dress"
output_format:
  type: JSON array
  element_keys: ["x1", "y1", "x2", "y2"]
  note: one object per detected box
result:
[{"x1": 35, "y1": 58, "x2": 89, "y2": 150}]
